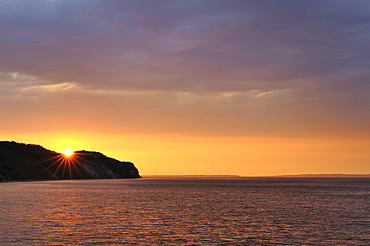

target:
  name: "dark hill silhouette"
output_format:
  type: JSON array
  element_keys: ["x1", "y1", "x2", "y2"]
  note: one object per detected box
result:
[{"x1": 0, "y1": 141, "x2": 140, "y2": 181}]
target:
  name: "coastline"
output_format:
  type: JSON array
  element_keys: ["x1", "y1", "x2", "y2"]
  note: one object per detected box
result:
[{"x1": 142, "y1": 174, "x2": 370, "y2": 179}]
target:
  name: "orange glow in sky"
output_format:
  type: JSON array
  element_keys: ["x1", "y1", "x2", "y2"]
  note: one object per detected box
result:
[{"x1": 2, "y1": 131, "x2": 370, "y2": 176}]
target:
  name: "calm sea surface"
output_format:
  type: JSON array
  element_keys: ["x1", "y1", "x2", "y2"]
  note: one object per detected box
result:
[{"x1": 0, "y1": 177, "x2": 369, "y2": 245}]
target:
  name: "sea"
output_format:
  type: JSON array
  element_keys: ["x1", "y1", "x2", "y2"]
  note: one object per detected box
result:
[{"x1": 0, "y1": 177, "x2": 369, "y2": 245}]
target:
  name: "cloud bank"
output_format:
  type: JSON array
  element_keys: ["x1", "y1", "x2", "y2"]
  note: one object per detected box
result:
[{"x1": 1, "y1": 0, "x2": 369, "y2": 137}]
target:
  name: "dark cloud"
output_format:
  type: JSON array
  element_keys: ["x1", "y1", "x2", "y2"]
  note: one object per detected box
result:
[{"x1": 1, "y1": 1, "x2": 369, "y2": 87}]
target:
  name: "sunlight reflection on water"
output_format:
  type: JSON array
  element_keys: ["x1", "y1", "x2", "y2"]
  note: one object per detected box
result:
[{"x1": 0, "y1": 178, "x2": 369, "y2": 245}]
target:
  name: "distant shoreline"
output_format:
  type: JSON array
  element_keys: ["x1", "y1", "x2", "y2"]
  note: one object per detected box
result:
[
  {"x1": 274, "y1": 174, "x2": 370, "y2": 178},
  {"x1": 142, "y1": 174, "x2": 370, "y2": 178},
  {"x1": 2, "y1": 174, "x2": 369, "y2": 182}
]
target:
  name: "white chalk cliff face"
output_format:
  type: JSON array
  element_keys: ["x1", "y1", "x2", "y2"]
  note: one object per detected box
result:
[{"x1": 0, "y1": 141, "x2": 140, "y2": 181}]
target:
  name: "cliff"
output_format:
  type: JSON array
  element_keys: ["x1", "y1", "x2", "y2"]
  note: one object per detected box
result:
[{"x1": 0, "y1": 141, "x2": 140, "y2": 181}]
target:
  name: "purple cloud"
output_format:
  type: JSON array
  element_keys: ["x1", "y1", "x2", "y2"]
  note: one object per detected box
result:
[{"x1": 0, "y1": 0, "x2": 369, "y2": 136}]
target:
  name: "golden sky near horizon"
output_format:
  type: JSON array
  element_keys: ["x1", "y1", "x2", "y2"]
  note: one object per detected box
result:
[{"x1": 1, "y1": 1, "x2": 369, "y2": 175}]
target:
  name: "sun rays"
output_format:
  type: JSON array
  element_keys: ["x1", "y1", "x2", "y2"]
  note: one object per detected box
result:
[
  {"x1": 48, "y1": 151, "x2": 96, "y2": 179},
  {"x1": 33, "y1": 150, "x2": 99, "y2": 180},
  {"x1": 1, "y1": 144, "x2": 104, "y2": 180}
]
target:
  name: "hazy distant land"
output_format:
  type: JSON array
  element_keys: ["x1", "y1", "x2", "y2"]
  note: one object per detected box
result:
[
  {"x1": 275, "y1": 174, "x2": 370, "y2": 178},
  {"x1": 144, "y1": 174, "x2": 370, "y2": 178}
]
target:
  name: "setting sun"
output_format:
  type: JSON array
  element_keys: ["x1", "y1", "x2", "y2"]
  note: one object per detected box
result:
[{"x1": 62, "y1": 149, "x2": 75, "y2": 157}]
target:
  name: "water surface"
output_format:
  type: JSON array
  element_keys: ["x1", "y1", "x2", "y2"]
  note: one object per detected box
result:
[{"x1": 1, "y1": 177, "x2": 369, "y2": 245}]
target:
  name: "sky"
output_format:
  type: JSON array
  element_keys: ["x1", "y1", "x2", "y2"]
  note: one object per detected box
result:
[{"x1": 1, "y1": 0, "x2": 369, "y2": 176}]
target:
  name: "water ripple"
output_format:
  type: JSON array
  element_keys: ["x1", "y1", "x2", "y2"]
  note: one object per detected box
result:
[{"x1": 1, "y1": 178, "x2": 369, "y2": 245}]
